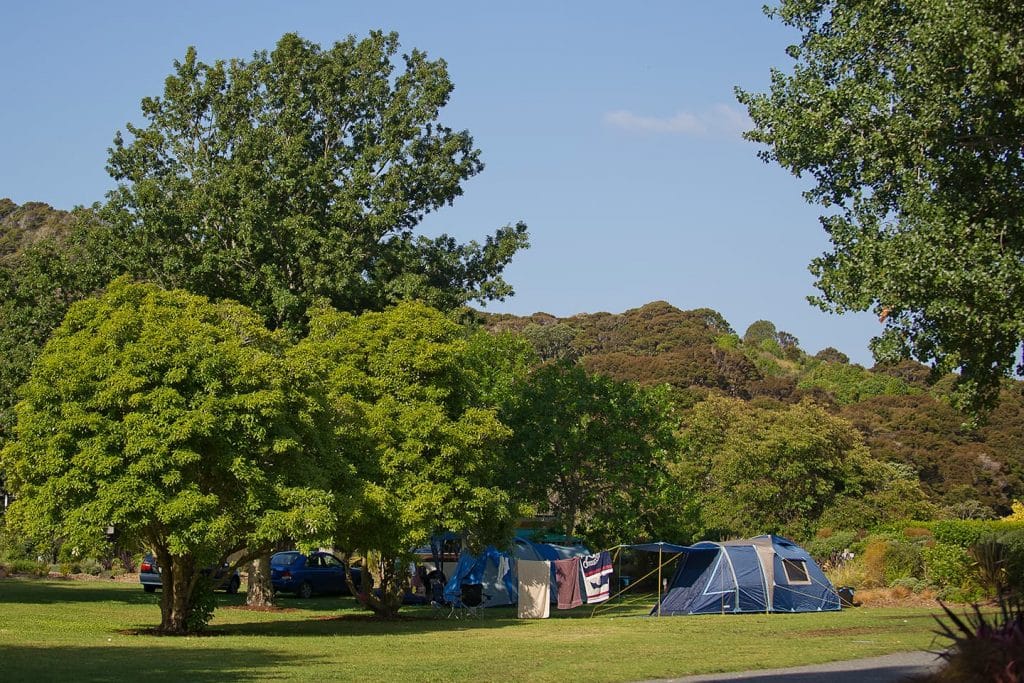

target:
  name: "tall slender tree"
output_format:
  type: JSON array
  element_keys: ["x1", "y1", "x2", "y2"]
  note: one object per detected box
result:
[{"x1": 738, "y1": 1, "x2": 1024, "y2": 416}]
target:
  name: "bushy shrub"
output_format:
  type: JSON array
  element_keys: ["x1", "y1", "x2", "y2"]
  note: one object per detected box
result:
[
  {"x1": 999, "y1": 529, "x2": 1024, "y2": 595},
  {"x1": 924, "y1": 543, "x2": 982, "y2": 601},
  {"x1": 79, "y1": 558, "x2": 103, "y2": 576},
  {"x1": 862, "y1": 540, "x2": 888, "y2": 587},
  {"x1": 186, "y1": 579, "x2": 217, "y2": 633},
  {"x1": 8, "y1": 559, "x2": 48, "y2": 576},
  {"x1": 883, "y1": 540, "x2": 924, "y2": 584},
  {"x1": 902, "y1": 526, "x2": 934, "y2": 540},
  {"x1": 932, "y1": 520, "x2": 994, "y2": 546},
  {"x1": 806, "y1": 529, "x2": 859, "y2": 567},
  {"x1": 890, "y1": 576, "x2": 928, "y2": 593},
  {"x1": 0, "y1": 526, "x2": 34, "y2": 563},
  {"x1": 824, "y1": 557, "x2": 867, "y2": 589}
]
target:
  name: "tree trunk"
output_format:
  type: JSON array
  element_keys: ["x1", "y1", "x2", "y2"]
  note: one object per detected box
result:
[
  {"x1": 158, "y1": 553, "x2": 197, "y2": 634},
  {"x1": 246, "y1": 556, "x2": 276, "y2": 607},
  {"x1": 357, "y1": 551, "x2": 406, "y2": 618}
]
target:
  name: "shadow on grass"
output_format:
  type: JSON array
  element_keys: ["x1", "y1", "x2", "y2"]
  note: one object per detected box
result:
[
  {"x1": 217, "y1": 607, "x2": 530, "y2": 637},
  {"x1": 0, "y1": 578, "x2": 160, "y2": 606},
  {"x1": 3, "y1": 644, "x2": 314, "y2": 681}
]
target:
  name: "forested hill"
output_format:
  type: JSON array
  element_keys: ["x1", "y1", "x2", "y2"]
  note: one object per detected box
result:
[
  {"x1": 0, "y1": 199, "x2": 73, "y2": 262},
  {"x1": 2, "y1": 198, "x2": 1020, "y2": 520},
  {"x1": 482, "y1": 301, "x2": 1024, "y2": 517}
]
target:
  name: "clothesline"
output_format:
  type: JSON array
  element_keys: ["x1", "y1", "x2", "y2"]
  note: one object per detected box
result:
[{"x1": 590, "y1": 545, "x2": 685, "y2": 618}]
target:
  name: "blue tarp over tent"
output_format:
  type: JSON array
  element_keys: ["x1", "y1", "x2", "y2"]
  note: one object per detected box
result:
[
  {"x1": 442, "y1": 539, "x2": 591, "y2": 606},
  {"x1": 442, "y1": 546, "x2": 518, "y2": 605},
  {"x1": 655, "y1": 535, "x2": 841, "y2": 615}
]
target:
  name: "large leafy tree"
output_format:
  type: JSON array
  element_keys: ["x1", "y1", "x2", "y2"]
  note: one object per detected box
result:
[
  {"x1": 673, "y1": 395, "x2": 931, "y2": 540},
  {"x1": 103, "y1": 31, "x2": 528, "y2": 333},
  {"x1": 294, "y1": 301, "x2": 533, "y2": 617},
  {"x1": 501, "y1": 361, "x2": 682, "y2": 547},
  {"x1": 0, "y1": 279, "x2": 344, "y2": 633},
  {"x1": 737, "y1": 1, "x2": 1024, "y2": 415},
  {"x1": 2, "y1": 31, "x2": 529, "y2": 602}
]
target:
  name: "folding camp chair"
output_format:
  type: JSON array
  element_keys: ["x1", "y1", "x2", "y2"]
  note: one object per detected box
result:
[
  {"x1": 457, "y1": 583, "x2": 486, "y2": 619},
  {"x1": 429, "y1": 575, "x2": 456, "y2": 618}
]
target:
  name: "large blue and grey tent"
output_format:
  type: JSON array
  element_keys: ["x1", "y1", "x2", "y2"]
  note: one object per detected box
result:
[{"x1": 655, "y1": 535, "x2": 840, "y2": 615}]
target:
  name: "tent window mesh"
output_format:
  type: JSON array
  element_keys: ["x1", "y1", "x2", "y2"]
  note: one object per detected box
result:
[{"x1": 782, "y1": 558, "x2": 811, "y2": 585}]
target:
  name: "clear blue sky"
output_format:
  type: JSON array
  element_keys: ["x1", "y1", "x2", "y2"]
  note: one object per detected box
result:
[{"x1": 0, "y1": 1, "x2": 881, "y2": 364}]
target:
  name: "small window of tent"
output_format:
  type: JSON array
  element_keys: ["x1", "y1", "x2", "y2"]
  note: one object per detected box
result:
[{"x1": 782, "y1": 558, "x2": 811, "y2": 585}]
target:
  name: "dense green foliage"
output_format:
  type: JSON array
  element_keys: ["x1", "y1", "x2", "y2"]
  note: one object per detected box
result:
[
  {"x1": 103, "y1": 32, "x2": 528, "y2": 333},
  {"x1": 486, "y1": 302, "x2": 1024, "y2": 520},
  {"x1": 295, "y1": 301, "x2": 533, "y2": 616},
  {"x1": 738, "y1": 0, "x2": 1024, "y2": 415},
  {"x1": 797, "y1": 362, "x2": 915, "y2": 405},
  {"x1": 1, "y1": 280, "x2": 344, "y2": 632},
  {"x1": 825, "y1": 520, "x2": 1024, "y2": 602},
  {"x1": 501, "y1": 361, "x2": 682, "y2": 547},
  {"x1": 673, "y1": 396, "x2": 932, "y2": 540}
]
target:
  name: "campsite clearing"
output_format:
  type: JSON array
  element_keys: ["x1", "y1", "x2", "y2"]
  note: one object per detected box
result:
[{"x1": 0, "y1": 578, "x2": 948, "y2": 682}]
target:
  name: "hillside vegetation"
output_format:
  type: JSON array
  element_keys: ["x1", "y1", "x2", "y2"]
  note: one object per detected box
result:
[
  {"x1": 0, "y1": 199, "x2": 73, "y2": 262},
  {"x1": 484, "y1": 301, "x2": 1024, "y2": 518},
  {"x1": 4, "y1": 198, "x2": 1018, "y2": 523}
]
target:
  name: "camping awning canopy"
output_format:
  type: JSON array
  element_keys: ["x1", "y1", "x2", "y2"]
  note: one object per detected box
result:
[{"x1": 627, "y1": 542, "x2": 691, "y2": 554}]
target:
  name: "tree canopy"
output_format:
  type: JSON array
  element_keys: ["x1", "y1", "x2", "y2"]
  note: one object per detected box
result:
[
  {"x1": 501, "y1": 361, "x2": 681, "y2": 547},
  {"x1": 673, "y1": 396, "x2": 907, "y2": 540},
  {"x1": 102, "y1": 31, "x2": 528, "y2": 332},
  {"x1": 738, "y1": 0, "x2": 1024, "y2": 415},
  {"x1": 295, "y1": 300, "x2": 533, "y2": 616},
  {"x1": 1, "y1": 279, "x2": 344, "y2": 632}
]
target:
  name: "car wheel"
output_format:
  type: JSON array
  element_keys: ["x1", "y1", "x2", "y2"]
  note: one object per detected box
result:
[
  {"x1": 143, "y1": 584, "x2": 157, "y2": 593},
  {"x1": 226, "y1": 576, "x2": 240, "y2": 594},
  {"x1": 298, "y1": 581, "x2": 314, "y2": 599}
]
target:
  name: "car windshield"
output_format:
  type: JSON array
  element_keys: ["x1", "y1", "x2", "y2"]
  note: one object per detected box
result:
[{"x1": 272, "y1": 552, "x2": 303, "y2": 566}]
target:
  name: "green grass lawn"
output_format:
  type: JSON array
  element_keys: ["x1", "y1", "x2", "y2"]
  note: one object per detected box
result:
[{"x1": 0, "y1": 578, "x2": 949, "y2": 682}]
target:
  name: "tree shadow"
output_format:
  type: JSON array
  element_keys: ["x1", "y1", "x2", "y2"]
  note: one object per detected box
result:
[
  {"x1": 3, "y1": 644, "x2": 314, "y2": 681},
  {"x1": 219, "y1": 607, "x2": 530, "y2": 637},
  {"x1": 0, "y1": 578, "x2": 159, "y2": 606}
]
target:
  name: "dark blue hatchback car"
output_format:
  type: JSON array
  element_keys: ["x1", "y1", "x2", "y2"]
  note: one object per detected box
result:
[{"x1": 270, "y1": 551, "x2": 361, "y2": 599}]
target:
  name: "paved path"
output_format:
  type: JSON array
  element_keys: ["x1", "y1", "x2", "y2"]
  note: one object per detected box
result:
[{"x1": 642, "y1": 651, "x2": 944, "y2": 682}]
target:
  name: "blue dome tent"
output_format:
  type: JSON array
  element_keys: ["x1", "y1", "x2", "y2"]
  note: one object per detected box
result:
[{"x1": 655, "y1": 535, "x2": 841, "y2": 615}]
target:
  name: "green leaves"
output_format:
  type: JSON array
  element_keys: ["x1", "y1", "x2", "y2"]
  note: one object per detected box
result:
[
  {"x1": 675, "y1": 396, "x2": 877, "y2": 540},
  {"x1": 501, "y1": 361, "x2": 681, "y2": 547},
  {"x1": 297, "y1": 300, "x2": 529, "y2": 557},
  {"x1": 2, "y1": 279, "x2": 344, "y2": 561},
  {"x1": 739, "y1": 1, "x2": 1024, "y2": 416},
  {"x1": 103, "y1": 31, "x2": 527, "y2": 332}
]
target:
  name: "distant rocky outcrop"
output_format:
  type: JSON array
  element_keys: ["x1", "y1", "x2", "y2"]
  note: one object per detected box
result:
[{"x1": 0, "y1": 199, "x2": 73, "y2": 262}]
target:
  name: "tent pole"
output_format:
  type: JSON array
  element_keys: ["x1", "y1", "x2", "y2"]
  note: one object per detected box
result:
[{"x1": 657, "y1": 546, "x2": 662, "y2": 617}]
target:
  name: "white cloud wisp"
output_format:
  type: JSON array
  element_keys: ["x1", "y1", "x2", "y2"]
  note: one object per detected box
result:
[{"x1": 604, "y1": 104, "x2": 751, "y2": 138}]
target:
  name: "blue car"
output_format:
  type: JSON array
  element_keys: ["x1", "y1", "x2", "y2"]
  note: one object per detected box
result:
[{"x1": 270, "y1": 551, "x2": 361, "y2": 599}]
